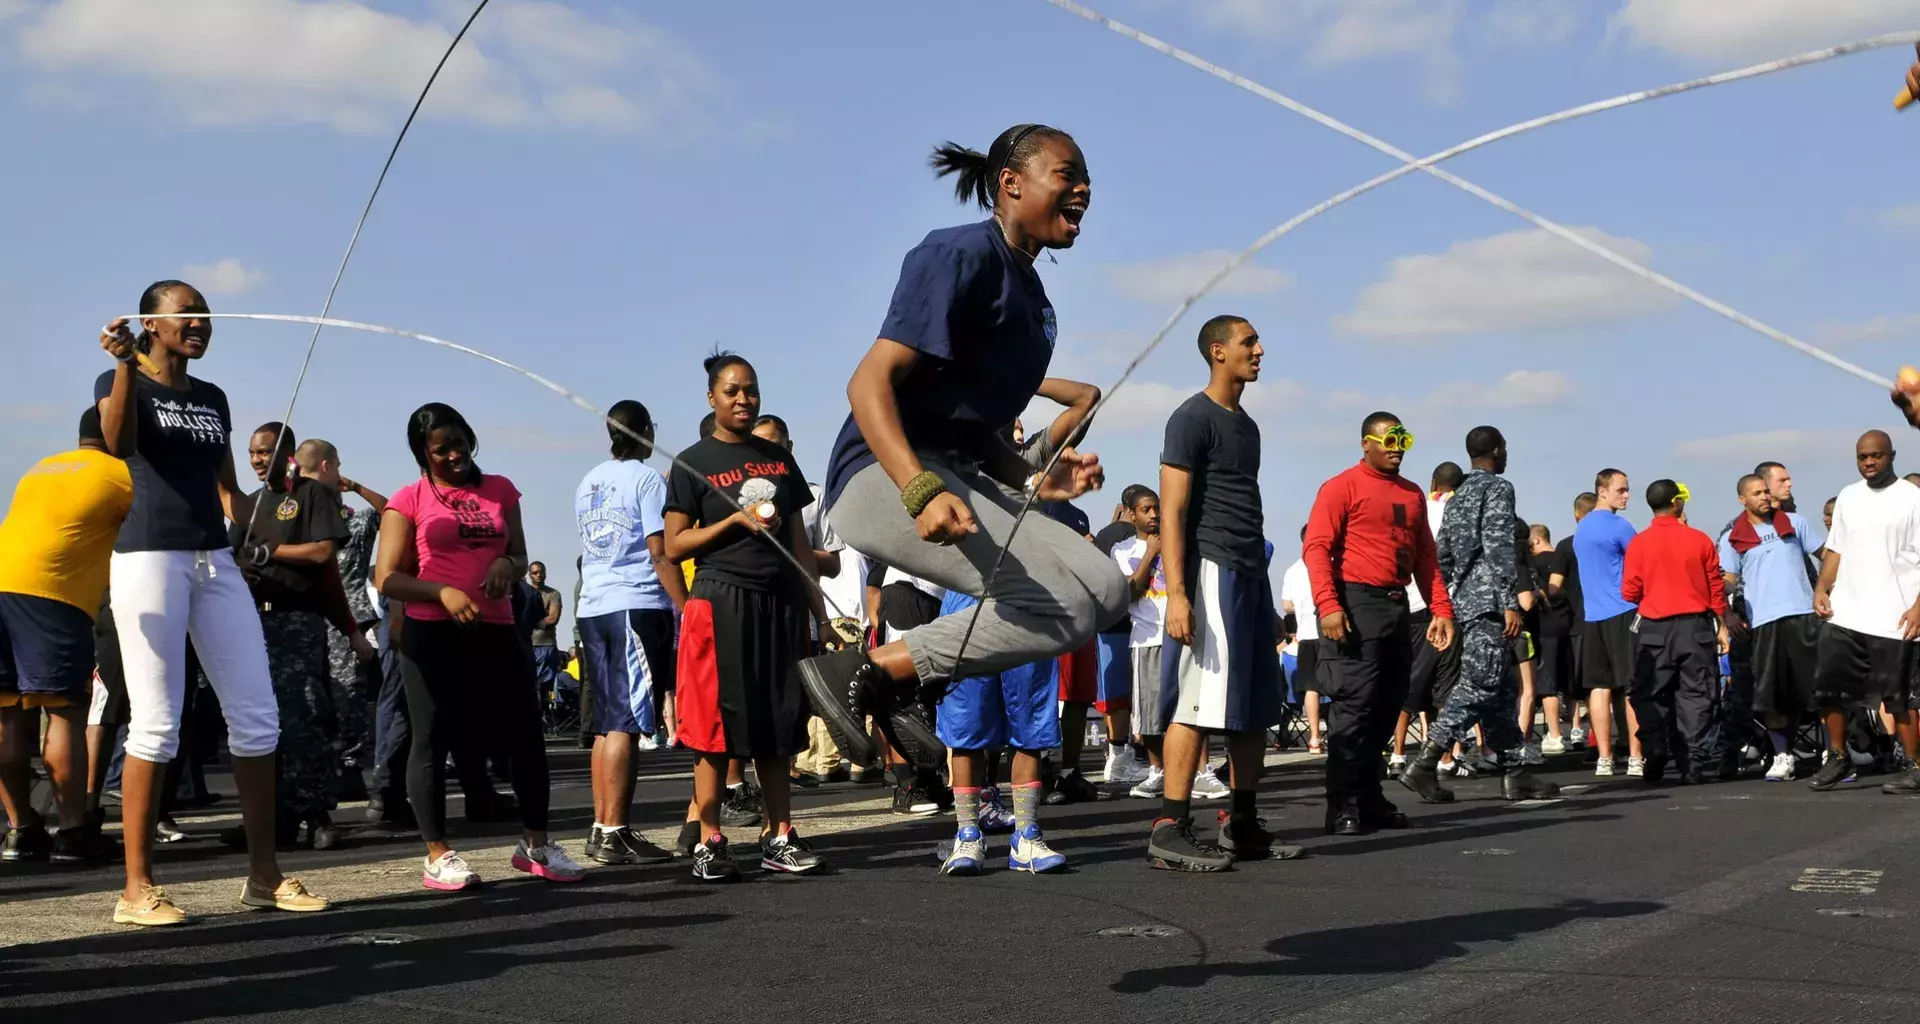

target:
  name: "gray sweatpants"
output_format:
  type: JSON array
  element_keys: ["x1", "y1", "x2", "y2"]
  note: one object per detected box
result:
[{"x1": 830, "y1": 455, "x2": 1129, "y2": 685}]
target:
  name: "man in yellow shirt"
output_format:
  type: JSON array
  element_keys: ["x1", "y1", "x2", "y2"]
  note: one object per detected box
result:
[{"x1": 0, "y1": 408, "x2": 134, "y2": 864}]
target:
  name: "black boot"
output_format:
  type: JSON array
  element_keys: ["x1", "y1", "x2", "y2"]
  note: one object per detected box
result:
[
  {"x1": 1399, "y1": 739, "x2": 1454, "y2": 804},
  {"x1": 1502, "y1": 764, "x2": 1561, "y2": 801}
]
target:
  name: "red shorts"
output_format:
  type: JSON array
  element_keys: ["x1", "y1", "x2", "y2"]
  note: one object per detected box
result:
[{"x1": 1056, "y1": 639, "x2": 1099, "y2": 706}]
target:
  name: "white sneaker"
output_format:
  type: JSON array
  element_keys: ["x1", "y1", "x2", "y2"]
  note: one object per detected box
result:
[
  {"x1": 1541, "y1": 735, "x2": 1567, "y2": 755},
  {"x1": 1521, "y1": 743, "x2": 1546, "y2": 766},
  {"x1": 511, "y1": 839, "x2": 586, "y2": 882},
  {"x1": 1626, "y1": 756, "x2": 1646, "y2": 778},
  {"x1": 1191, "y1": 765, "x2": 1231, "y2": 799},
  {"x1": 637, "y1": 734, "x2": 660, "y2": 751},
  {"x1": 1764, "y1": 752, "x2": 1795, "y2": 781},
  {"x1": 1129, "y1": 766, "x2": 1165, "y2": 799},
  {"x1": 1437, "y1": 758, "x2": 1458, "y2": 776},
  {"x1": 1569, "y1": 726, "x2": 1587, "y2": 746},
  {"x1": 1103, "y1": 745, "x2": 1150, "y2": 785},
  {"x1": 423, "y1": 850, "x2": 480, "y2": 891},
  {"x1": 1595, "y1": 757, "x2": 1615, "y2": 777}
]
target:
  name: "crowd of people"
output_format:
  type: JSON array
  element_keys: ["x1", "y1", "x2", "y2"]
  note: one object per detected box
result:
[{"x1": 5, "y1": 119, "x2": 1920, "y2": 927}]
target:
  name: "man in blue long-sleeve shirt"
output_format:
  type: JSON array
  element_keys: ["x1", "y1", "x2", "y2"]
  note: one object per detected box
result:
[{"x1": 1574, "y1": 468, "x2": 1642, "y2": 777}]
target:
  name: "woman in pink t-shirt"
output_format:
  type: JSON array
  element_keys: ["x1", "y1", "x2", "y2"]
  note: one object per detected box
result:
[{"x1": 373, "y1": 402, "x2": 584, "y2": 891}]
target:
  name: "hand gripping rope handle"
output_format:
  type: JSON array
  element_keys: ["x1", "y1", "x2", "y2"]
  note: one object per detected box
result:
[{"x1": 941, "y1": 10, "x2": 1915, "y2": 683}]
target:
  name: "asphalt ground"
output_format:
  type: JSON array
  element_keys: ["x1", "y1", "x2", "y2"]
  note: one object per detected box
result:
[{"x1": 4, "y1": 744, "x2": 1918, "y2": 1024}]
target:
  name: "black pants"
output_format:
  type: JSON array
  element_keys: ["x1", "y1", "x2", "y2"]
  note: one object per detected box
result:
[
  {"x1": 1320, "y1": 583, "x2": 1412, "y2": 814},
  {"x1": 1630, "y1": 614, "x2": 1720, "y2": 772},
  {"x1": 400, "y1": 619, "x2": 550, "y2": 843},
  {"x1": 1719, "y1": 624, "x2": 1759, "y2": 768}
]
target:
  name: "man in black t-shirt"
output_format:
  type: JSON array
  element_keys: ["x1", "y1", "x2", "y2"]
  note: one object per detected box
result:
[
  {"x1": 1527, "y1": 523, "x2": 1573, "y2": 754},
  {"x1": 229, "y1": 423, "x2": 359, "y2": 849},
  {"x1": 1554, "y1": 492, "x2": 1594, "y2": 746}
]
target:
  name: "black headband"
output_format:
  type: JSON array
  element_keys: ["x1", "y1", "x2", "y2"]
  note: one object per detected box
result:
[{"x1": 991, "y1": 123, "x2": 1048, "y2": 197}]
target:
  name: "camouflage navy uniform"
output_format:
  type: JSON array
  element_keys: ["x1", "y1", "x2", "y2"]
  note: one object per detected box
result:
[
  {"x1": 234, "y1": 477, "x2": 351, "y2": 827},
  {"x1": 1431, "y1": 468, "x2": 1526, "y2": 761},
  {"x1": 328, "y1": 505, "x2": 381, "y2": 777}
]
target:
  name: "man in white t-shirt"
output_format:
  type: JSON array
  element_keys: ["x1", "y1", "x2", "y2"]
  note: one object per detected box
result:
[
  {"x1": 1812, "y1": 430, "x2": 1920, "y2": 793},
  {"x1": 1112, "y1": 489, "x2": 1171, "y2": 799},
  {"x1": 1279, "y1": 524, "x2": 1323, "y2": 751},
  {"x1": 1390, "y1": 462, "x2": 1462, "y2": 775}
]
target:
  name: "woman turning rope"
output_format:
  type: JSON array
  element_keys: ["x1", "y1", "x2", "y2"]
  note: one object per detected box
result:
[
  {"x1": 802, "y1": 124, "x2": 1127, "y2": 764},
  {"x1": 96, "y1": 281, "x2": 330, "y2": 925}
]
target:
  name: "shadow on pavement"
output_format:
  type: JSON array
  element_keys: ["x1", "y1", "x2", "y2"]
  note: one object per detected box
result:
[
  {"x1": 0, "y1": 884, "x2": 724, "y2": 1022},
  {"x1": 1111, "y1": 898, "x2": 1665, "y2": 992}
]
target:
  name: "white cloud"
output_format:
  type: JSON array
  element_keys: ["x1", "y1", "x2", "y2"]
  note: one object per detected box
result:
[
  {"x1": 1613, "y1": 0, "x2": 1920, "y2": 62},
  {"x1": 1880, "y1": 204, "x2": 1920, "y2": 229},
  {"x1": 1107, "y1": 250, "x2": 1292, "y2": 305},
  {"x1": 1674, "y1": 428, "x2": 1860, "y2": 462},
  {"x1": 1427, "y1": 369, "x2": 1577, "y2": 408},
  {"x1": 8, "y1": 0, "x2": 716, "y2": 134},
  {"x1": 1814, "y1": 312, "x2": 1920, "y2": 346},
  {"x1": 1334, "y1": 226, "x2": 1679, "y2": 340},
  {"x1": 1177, "y1": 0, "x2": 1581, "y2": 103},
  {"x1": 1322, "y1": 368, "x2": 1575, "y2": 414},
  {"x1": 184, "y1": 258, "x2": 266, "y2": 295}
]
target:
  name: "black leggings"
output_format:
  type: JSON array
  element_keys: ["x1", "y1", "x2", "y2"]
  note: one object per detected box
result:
[{"x1": 400, "y1": 618, "x2": 549, "y2": 843}]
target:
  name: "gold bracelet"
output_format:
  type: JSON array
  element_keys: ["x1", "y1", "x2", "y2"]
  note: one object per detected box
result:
[{"x1": 900, "y1": 470, "x2": 948, "y2": 517}]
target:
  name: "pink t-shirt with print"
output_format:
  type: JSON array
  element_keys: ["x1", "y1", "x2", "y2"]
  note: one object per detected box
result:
[{"x1": 388, "y1": 473, "x2": 522, "y2": 625}]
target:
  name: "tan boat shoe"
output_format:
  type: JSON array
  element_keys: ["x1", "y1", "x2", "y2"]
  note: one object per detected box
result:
[
  {"x1": 113, "y1": 885, "x2": 188, "y2": 927},
  {"x1": 240, "y1": 876, "x2": 331, "y2": 913}
]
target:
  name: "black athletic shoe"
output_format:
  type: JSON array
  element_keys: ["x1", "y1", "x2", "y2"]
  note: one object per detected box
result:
[
  {"x1": 1, "y1": 824, "x2": 50, "y2": 863},
  {"x1": 1882, "y1": 768, "x2": 1920, "y2": 795},
  {"x1": 50, "y1": 822, "x2": 120, "y2": 865},
  {"x1": 1808, "y1": 751, "x2": 1856, "y2": 791},
  {"x1": 1045, "y1": 769, "x2": 1101, "y2": 806},
  {"x1": 881, "y1": 703, "x2": 947, "y2": 768},
  {"x1": 676, "y1": 819, "x2": 702, "y2": 858},
  {"x1": 797, "y1": 647, "x2": 885, "y2": 766},
  {"x1": 595, "y1": 827, "x2": 673, "y2": 865},
  {"x1": 1501, "y1": 766, "x2": 1561, "y2": 801},
  {"x1": 584, "y1": 828, "x2": 608, "y2": 862},
  {"x1": 1147, "y1": 817, "x2": 1233, "y2": 872},
  {"x1": 1214, "y1": 810, "x2": 1302, "y2": 861},
  {"x1": 691, "y1": 835, "x2": 741, "y2": 883},
  {"x1": 721, "y1": 786, "x2": 764, "y2": 828},
  {"x1": 892, "y1": 783, "x2": 940, "y2": 816},
  {"x1": 759, "y1": 829, "x2": 824, "y2": 874}
]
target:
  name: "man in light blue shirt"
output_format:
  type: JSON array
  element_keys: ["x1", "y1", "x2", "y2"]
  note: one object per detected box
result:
[
  {"x1": 1718, "y1": 473, "x2": 1823, "y2": 782},
  {"x1": 575, "y1": 400, "x2": 686, "y2": 866},
  {"x1": 1572, "y1": 468, "x2": 1640, "y2": 777}
]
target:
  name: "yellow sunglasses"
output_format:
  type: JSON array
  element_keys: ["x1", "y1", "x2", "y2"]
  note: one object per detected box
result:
[{"x1": 1363, "y1": 425, "x2": 1416, "y2": 452}]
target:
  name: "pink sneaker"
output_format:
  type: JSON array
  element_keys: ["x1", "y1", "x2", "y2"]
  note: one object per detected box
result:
[
  {"x1": 511, "y1": 838, "x2": 586, "y2": 882},
  {"x1": 423, "y1": 850, "x2": 479, "y2": 891}
]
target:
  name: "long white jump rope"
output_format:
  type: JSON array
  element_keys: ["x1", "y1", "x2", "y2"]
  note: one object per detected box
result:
[{"x1": 126, "y1": 14, "x2": 1914, "y2": 686}]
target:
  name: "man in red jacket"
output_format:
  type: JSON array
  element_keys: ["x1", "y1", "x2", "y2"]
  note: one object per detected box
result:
[
  {"x1": 1303, "y1": 411, "x2": 1454, "y2": 836},
  {"x1": 1621, "y1": 479, "x2": 1729, "y2": 785}
]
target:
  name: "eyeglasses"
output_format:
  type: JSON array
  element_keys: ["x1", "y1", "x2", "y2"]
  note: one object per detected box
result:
[{"x1": 1363, "y1": 425, "x2": 1415, "y2": 452}]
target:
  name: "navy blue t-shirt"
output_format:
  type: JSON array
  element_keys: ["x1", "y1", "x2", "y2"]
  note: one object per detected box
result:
[
  {"x1": 95, "y1": 369, "x2": 233, "y2": 553},
  {"x1": 822, "y1": 219, "x2": 1055, "y2": 507}
]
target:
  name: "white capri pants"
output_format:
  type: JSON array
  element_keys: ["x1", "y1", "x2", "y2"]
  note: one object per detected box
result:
[{"x1": 109, "y1": 549, "x2": 279, "y2": 763}]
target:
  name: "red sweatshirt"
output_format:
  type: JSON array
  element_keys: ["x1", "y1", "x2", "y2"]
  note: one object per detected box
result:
[
  {"x1": 1621, "y1": 514, "x2": 1726, "y2": 619},
  {"x1": 1304, "y1": 462, "x2": 1452, "y2": 619}
]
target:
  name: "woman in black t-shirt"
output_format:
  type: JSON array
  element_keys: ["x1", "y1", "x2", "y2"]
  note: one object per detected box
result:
[
  {"x1": 666, "y1": 352, "x2": 828, "y2": 882},
  {"x1": 95, "y1": 280, "x2": 328, "y2": 925}
]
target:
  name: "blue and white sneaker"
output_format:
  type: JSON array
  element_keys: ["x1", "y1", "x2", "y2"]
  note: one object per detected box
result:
[
  {"x1": 978, "y1": 787, "x2": 1016, "y2": 834},
  {"x1": 940, "y1": 825, "x2": 986, "y2": 876},
  {"x1": 1008, "y1": 824, "x2": 1067, "y2": 874}
]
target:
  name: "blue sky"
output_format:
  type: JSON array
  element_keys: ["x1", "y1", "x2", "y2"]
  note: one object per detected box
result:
[{"x1": 5, "y1": 0, "x2": 1920, "y2": 634}]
